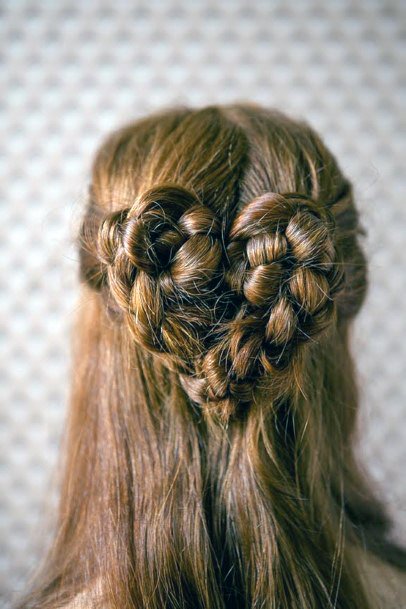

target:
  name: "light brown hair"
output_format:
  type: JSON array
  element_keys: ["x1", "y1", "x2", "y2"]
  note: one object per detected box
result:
[{"x1": 19, "y1": 104, "x2": 404, "y2": 608}]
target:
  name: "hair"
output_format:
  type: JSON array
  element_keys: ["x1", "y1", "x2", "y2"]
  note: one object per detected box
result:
[{"x1": 18, "y1": 104, "x2": 404, "y2": 609}]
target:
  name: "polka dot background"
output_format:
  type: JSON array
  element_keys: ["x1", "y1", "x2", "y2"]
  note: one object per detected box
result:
[{"x1": 0, "y1": 0, "x2": 405, "y2": 604}]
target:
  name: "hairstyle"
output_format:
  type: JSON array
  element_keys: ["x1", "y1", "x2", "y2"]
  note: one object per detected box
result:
[{"x1": 19, "y1": 104, "x2": 404, "y2": 609}]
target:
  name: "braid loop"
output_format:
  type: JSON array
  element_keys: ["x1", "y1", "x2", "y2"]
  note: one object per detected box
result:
[
  {"x1": 178, "y1": 192, "x2": 345, "y2": 421},
  {"x1": 96, "y1": 184, "x2": 225, "y2": 358}
]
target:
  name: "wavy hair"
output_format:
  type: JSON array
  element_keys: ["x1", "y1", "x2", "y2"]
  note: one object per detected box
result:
[{"x1": 18, "y1": 104, "x2": 404, "y2": 608}]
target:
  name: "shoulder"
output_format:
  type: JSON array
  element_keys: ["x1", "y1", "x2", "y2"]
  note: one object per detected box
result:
[
  {"x1": 357, "y1": 547, "x2": 406, "y2": 609},
  {"x1": 57, "y1": 579, "x2": 105, "y2": 609},
  {"x1": 52, "y1": 552, "x2": 406, "y2": 609}
]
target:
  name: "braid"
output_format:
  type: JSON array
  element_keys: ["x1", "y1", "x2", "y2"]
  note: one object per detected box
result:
[
  {"x1": 179, "y1": 192, "x2": 345, "y2": 421},
  {"x1": 84, "y1": 187, "x2": 347, "y2": 422},
  {"x1": 95, "y1": 183, "x2": 227, "y2": 369},
  {"x1": 226, "y1": 192, "x2": 344, "y2": 357}
]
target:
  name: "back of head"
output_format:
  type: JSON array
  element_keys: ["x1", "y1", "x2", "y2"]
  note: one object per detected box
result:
[
  {"x1": 20, "y1": 104, "x2": 401, "y2": 609},
  {"x1": 81, "y1": 104, "x2": 366, "y2": 423}
]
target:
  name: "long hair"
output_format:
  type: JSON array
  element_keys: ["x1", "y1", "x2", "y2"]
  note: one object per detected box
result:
[{"x1": 18, "y1": 104, "x2": 403, "y2": 608}]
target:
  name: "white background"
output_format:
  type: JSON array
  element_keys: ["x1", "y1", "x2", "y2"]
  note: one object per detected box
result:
[{"x1": 1, "y1": 1, "x2": 405, "y2": 605}]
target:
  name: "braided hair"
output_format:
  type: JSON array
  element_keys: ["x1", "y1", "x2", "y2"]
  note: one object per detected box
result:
[
  {"x1": 82, "y1": 181, "x2": 354, "y2": 423},
  {"x1": 24, "y1": 105, "x2": 396, "y2": 609}
]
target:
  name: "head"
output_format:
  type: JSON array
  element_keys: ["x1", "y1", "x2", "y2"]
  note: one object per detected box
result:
[
  {"x1": 81, "y1": 103, "x2": 366, "y2": 423},
  {"x1": 21, "y1": 104, "x2": 395, "y2": 609}
]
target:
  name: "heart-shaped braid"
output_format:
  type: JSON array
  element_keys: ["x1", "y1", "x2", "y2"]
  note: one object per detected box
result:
[
  {"x1": 91, "y1": 186, "x2": 345, "y2": 422},
  {"x1": 96, "y1": 183, "x2": 225, "y2": 366},
  {"x1": 179, "y1": 192, "x2": 345, "y2": 421}
]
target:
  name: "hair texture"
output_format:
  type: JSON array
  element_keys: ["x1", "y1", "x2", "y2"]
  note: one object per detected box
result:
[{"x1": 18, "y1": 104, "x2": 404, "y2": 609}]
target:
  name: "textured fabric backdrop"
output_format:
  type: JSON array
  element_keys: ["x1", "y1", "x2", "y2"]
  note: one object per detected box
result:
[{"x1": 1, "y1": 0, "x2": 405, "y2": 604}]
